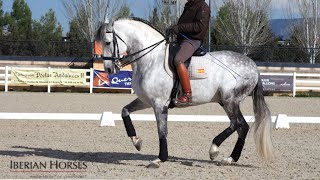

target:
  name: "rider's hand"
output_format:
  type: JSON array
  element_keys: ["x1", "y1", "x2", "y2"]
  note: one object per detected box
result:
[
  {"x1": 165, "y1": 26, "x2": 178, "y2": 41},
  {"x1": 166, "y1": 26, "x2": 179, "y2": 35}
]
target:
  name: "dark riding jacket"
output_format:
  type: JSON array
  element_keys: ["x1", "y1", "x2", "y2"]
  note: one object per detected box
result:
[{"x1": 174, "y1": 0, "x2": 211, "y2": 42}]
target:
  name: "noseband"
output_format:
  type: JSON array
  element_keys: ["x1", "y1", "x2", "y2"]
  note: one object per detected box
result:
[{"x1": 102, "y1": 30, "x2": 166, "y2": 69}]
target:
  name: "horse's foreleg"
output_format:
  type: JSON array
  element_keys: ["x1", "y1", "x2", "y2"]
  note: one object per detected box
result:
[
  {"x1": 122, "y1": 98, "x2": 150, "y2": 151},
  {"x1": 147, "y1": 105, "x2": 168, "y2": 168}
]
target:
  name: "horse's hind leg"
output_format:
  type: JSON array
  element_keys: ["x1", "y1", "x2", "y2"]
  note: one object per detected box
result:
[
  {"x1": 209, "y1": 102, "x2": 239, "y2": 161},
  {"x1": 122, "y1": 98, "x2": 150, "y2": 151},
  {"x1": 210, "y1": 102, "x2": 249, "y2": 164},
  {"x1": 225, "y1": 110, "x2": 249, "y2": 165}
]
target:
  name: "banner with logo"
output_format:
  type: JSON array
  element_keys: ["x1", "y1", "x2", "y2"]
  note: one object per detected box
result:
[
  {"x1": 11, "y1": 69, "x2": 87, "y2": 86},
  {"x1": 261, "y1": 75, "x2": 294, "y2": 92},
  {"x1": 93, "y1": 70, "x2": 132, "y2": 88}
]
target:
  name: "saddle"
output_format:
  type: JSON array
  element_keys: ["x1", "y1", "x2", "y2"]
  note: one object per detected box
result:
[
  {"x1": 168, "y1": 42, "x2": 206, "y2": 73},
  {"x1": 165, "y1": 42, "x2": 209, "y2": 79},
  {"x1": 165, "y1": 42, "x2": 209, "y2": 109}
]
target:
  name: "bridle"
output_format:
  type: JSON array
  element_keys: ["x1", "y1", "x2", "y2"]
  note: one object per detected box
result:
[{"x1": 102, "y1": 30, "x2": 166, "y2": 69}]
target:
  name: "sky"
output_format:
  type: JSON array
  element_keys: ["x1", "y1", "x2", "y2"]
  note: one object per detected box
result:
[{"x1": 2, "y1": 0, "x2": 293, "y2": 35}]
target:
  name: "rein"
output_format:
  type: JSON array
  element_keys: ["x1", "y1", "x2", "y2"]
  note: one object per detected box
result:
[{"x1": 103, "y1": 30, "x2": 166, "y2": 69}]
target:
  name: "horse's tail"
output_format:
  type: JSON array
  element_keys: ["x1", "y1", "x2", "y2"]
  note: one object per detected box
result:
[{"x1": 252, "y1": 73, "x2": 273, "y2": 162}]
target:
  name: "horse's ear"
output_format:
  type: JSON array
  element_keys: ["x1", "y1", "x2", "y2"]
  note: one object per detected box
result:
[
  {"x1": 110, "y1": 17, "x2": 115, "y2": 25},
  {"x1": 104, "y1": 12, "x2": 109, "y2": 23}
]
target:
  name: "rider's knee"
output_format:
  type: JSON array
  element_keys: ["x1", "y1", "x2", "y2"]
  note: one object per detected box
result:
[{"x1": 174, "y1": 57, "x2": 184, "y2": 66}]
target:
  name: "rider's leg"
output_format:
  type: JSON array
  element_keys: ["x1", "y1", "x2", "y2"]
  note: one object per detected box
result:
[{"x1": 174, "y1": 40, "x2": 201, "y2": 105}]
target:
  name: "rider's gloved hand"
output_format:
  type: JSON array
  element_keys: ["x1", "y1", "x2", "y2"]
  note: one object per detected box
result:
[
  {"x1": 166, "y1": 26, "x2": 179, "y2": 35},
  {"x1": 165, "y1": 26, "x2": 179, "y2": 41}
]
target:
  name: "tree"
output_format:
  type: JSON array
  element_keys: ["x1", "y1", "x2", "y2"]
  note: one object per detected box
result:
[
  {"x1": 30, "y1": 9, "x2": 63, "y2": 56},
  {"x1": 214, "y1": 0, "x2": 273, "y2": 55},
  {"x1": 150, "y1": 7, "x2": 160, "y2": 27},
  {"x1": 65, "y1": 19, "x2": 89, "y2": 58},
  {"x1": 115, "y1": 4, "x2": 132, "y2": 19},
  {"x1": 0, "y1": 0, "x2": 4, "y2": 37},
  {"x1": 148, "y1": 0, "x2": 178, "y2": 33},
  {"x1": 213, "y1": 5, "x2": 232, "y2": 45},
  {"x1": 61, "y1": 0, "x2": 124, "y2": 42},
  {"x1": 39, "y1": 9, "x2": 63, "y2": 41},
  {"x1": 0, "y1": 0, "x2": 3, "y2": 26},
  {"x1": 67, "y1": 19, "x2": 86, "y2": 42},
  {"x1": 287, "y1": 0, "x2": 320, "y2": 64},
  {"x1": 7, "y1": 0, "x2": 32, "y2": 40},
  {"x1": 1, "y1": 0, "x2": 33, "y2": 56}
]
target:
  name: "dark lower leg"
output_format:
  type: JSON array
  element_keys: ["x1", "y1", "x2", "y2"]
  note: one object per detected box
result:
[
  {"x1": 121, "y1": 99, "x2": 149, "y2": 137},
  {"x1": 159, "y1": 138, "x2": 168, "y2": 162},
  {"x1": 212, "y1": 126, "x2": 237, "y2": 147},
  {"x1": 155, "y1": 106, "x2": 169, "y2": 162},
  {"x1": 230, "y1": 122, "x2": 249, "y2": 162},
  {"x1": 230, "y1": 138, "x2": 245, "y2": 162},
  {"x1": 122, "y1": 115, "x2": 136, "y2": 137}
]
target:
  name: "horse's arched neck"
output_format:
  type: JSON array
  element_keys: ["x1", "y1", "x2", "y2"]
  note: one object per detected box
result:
[
  {"x1": 114, "y1": 20, "x2": 165, "y2": 71},
  {"x1": 114, "y1": 20, "x2": 164, "y2": 52}
]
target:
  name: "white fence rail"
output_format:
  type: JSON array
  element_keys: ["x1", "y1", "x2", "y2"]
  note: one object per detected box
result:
[
  {"x1": 0, "y1": 112, "x2": 319, "y2": 128},
  {"x1": 0, "y1": 66, "x2": 134, "y2": 93},
  {"x1": 0, "y1": 66, "x2": 92, "y2": 93},
  {"x1": 293, "y1": 72, "x2": 320, "y2": 97},
  {"x1": 0, "y1": 66, "x2": 320, "y2": 96}
]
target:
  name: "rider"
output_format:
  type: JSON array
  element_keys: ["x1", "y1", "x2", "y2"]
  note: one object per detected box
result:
[{"x1": 167, "y1": 0, "x2": 210, "y2": 105}]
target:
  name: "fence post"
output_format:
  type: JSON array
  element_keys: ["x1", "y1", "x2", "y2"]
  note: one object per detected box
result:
[
  {"x1": 47, "y1": 67, "x2": 51, "y2": 93},
  {"x1": 5, "y1": 66, "x2": 9, "y2": 92},
  {"x1": 90, "y1": 68, "x2": 94, "y2": 94},
  {"x1": 293, "y1": 72, "x2": 296, "y2": 97}
]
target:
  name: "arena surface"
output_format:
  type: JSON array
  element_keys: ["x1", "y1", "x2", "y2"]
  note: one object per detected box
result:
[{"x1": 0, "y1": 92, "x2": 319, "y2": 179}]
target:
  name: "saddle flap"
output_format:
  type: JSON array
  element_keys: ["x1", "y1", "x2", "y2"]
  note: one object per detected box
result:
[
  {"x1": 164, "y1": 43, "x2": 209, "y2": 79},
  {"x1": 193, "y1": 46, "x2": 207, "y2": 56}
]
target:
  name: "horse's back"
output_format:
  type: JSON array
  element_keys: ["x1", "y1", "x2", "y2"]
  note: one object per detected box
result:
[
  {"x1": 210, "y1": 51, "x2": 257, "y2": 69},
  {"x1": 208, "y1": 51, "x2": 259, "y2": 101}
]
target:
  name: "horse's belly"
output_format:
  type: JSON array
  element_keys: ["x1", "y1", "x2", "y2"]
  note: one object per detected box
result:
[{"x1": 191, "y1": 79, "x2": 219, "y2": 104}]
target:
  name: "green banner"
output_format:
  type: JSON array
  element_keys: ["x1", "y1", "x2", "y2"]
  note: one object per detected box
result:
[{"x1": 11, "y1": 69, "x2": 87, "y2": 85}]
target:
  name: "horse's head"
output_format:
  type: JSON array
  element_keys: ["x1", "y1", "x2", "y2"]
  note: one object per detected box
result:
[{"x1": 96, "y1": 21, "x2": 127, "y2": 74}]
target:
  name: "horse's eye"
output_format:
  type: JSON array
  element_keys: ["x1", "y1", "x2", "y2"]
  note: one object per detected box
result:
[{"x1": 106, "y1": 42, "x2": 111, "y2": 46}]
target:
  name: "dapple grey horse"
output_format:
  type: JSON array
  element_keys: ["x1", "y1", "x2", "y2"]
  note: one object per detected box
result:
[{"x1": 96, "y1": 17, "x2": 273, "y2": 168}]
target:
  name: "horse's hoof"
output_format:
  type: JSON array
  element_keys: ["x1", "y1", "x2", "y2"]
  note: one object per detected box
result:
[
  {"x1": 209, "y1": 144, "x2": 219, "y2": 160},
  {"x1": 146, "y1": 158, "x2": 161, "y2": 168},
  {"x1": 221, "y1": 157, "x2": 234, "y2": 166},
  {"x1": 132, "y1": 137, "x2": 143, "y2": 151}
]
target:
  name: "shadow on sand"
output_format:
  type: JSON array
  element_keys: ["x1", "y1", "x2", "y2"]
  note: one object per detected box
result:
[{"x1": 0, "y1": 146, "x2": 256, "y2": 168}]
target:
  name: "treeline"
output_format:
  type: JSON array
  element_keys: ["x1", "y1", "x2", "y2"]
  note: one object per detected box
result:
[
  {"x1": 0, "y1": 0, "x2": 89, "y2": 57},
  {"x1": 0, "y1": 0, "x2": 318, "y2": 63},
  {"x1": 149, "y1": 0, "x2": 316, "y2": 64}
]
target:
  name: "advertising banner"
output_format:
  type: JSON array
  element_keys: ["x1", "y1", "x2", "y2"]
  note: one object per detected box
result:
[
  {"x1": 93, "y1": 70, "x2": 132, "y2": 88},
  {"x1": 11, "y1": 69, "x2": 87, "y2": 86},
  {"x1": 260, "y1": 75, "x2": 294, "y2": 92}
]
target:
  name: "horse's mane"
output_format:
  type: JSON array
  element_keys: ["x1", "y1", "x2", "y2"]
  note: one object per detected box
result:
[
  {"x1": 117, "y1": 17, "x2": 165, "y2": 37},
  {"x1": 95, "y1": 17, "x2": 165, "y2": 41}
]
